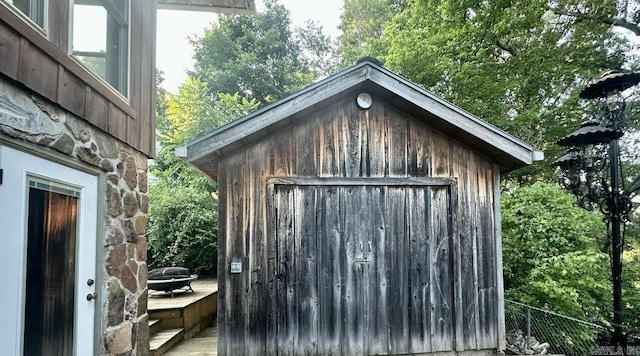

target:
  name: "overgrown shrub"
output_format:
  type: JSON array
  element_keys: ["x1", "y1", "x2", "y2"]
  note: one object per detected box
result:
[{"x1": 147, "y1": 180, "x2": 218, "y2": 276}]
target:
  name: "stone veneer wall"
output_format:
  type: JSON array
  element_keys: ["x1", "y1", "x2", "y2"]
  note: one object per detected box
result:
[{"x1": 0, "y1": 77, "x2": 150, "y2": 355}]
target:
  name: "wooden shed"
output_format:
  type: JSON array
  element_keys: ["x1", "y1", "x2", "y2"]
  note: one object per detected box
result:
[{"x1": 177, "y1": 59, "x2": 541, "y2": 355}]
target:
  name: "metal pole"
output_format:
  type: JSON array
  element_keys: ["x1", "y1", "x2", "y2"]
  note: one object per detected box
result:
[
  {"x1": 526, "y1": 306, "x2": 531, "y2": 350},
  {"x1": 609, "y1": 138, "x2": 624, "y2": 347}
]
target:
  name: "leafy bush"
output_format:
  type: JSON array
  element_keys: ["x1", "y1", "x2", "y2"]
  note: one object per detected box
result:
[
  {"x1": 147, "y1": 180, "x2": 218, "y2": 276},
  {"x1": 502, "y1": 182, "x2": 640, "y2": 337},
  {"x1": 148, "y1": 79, "x2": 259, "y2": 277},
  {"x1": 502, "y1": 182, "x2": 608, "y2": 320}
]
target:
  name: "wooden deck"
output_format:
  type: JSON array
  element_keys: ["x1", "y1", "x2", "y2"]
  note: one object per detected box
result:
[
  {"x1": 164, "y1": 324, "x2": 218, "y2": 356},
  {"x1": 148, "y1": 278, "x2": 218, "y2": 310},
  {"x1": 148, "y1": 278, "x2": 218, "y2": 355}
]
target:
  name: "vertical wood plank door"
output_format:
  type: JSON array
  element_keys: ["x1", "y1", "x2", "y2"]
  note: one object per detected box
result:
[{"x1": 268, "y1": 178, "x2": 458, "y2": 356}]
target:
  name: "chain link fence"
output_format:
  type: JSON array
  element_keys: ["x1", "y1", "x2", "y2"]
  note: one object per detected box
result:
[{"x1": 505, "y1": 299, "x2": 608, "y2": 355}]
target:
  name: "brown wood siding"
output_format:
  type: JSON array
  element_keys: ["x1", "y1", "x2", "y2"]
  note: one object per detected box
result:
[
  {"x1": 0, "y1": 22, "x2": 20, "y2": 79},
  {"x1": 217, "y1": 95, "x2": 502, "y2": 354},
  {"x1": 129, "y1": 0, "x2": 143, "y2": 151},
  {"x1": 110, "y1": 103, "x2": 129, "y2": 143},
  {"x1": 85, "y1": 88, "x2": 109, "y2": 132},
  {"x1": 0, "y1": 1, "x2": 156, "y2": 157},
  {"x1": 246, "y1": 143, "x2": 268, "y2": 356},
  {"x1": 216, "y1": 162, "x2": 229, "y2": 356},
  {"x1": 57, "y1": 66, "x2": 86, "y2": 118},
  {"x1": 139, "y1": 0, "x2": 156, "y2": 155},
  {"x1": 47, "y1": 1, "x2": 69, "y2": 53},
  {"x1": 17, "y1": 40, "x2": 59, "y2": 102}
]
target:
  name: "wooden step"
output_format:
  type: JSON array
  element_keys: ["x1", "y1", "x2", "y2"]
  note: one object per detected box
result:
[
  {"x1": 149, "y1": 308, "x2": 184, "y2": 329},
  {"x1": 149, "y1": 327, "x2": 184, "y2": 356},
  {"x1": 149, "y1": 319, "x2": 162, "y2": 335}
]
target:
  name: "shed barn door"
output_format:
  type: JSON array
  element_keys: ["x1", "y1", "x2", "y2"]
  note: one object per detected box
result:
[{"x1": 268, "y1": 178, "x2": 458, "y2": 355}]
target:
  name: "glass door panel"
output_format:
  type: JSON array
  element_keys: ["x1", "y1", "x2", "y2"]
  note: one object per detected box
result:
[{"x1": 23, "y1": 177, "x2": 81, "y2": 356}]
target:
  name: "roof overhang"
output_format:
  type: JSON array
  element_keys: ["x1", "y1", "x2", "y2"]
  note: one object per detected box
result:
[
  {"x1": 178, "y1": 60, "x2": 542, "y2": 179},
  {"x1": 156, "y1": 0, "x2": 256, "y2": 14}
]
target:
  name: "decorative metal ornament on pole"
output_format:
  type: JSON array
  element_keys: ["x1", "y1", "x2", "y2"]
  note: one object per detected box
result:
[{"x1": 552, "y1": 70, "x2": 640, "y2": 348}]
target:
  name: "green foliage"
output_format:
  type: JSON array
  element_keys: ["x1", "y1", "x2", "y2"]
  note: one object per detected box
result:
[
  {"x1": 501, "y1": 183, "x2": 609, "y2": 319},
  {"x1": 158, "y1": 77, "x2": 259, "y2": 147},
  {"x1": 518, "y1": 251, "x2": 611, "y2": 321},
  {"x1": 152, "y1": 78, "x2": 258, "y2": 189},
  {"x1": 338, "y1": 0, "x2": 406, "y2": 67},
  {"x1": 503, "y1": 183, "x2": 640, "y2": 335},
  {"x1": 147, "y1": 180, "x2": 218, "y2": 275},
  {"x1": 149, "y1": 1, "x2": 333, "y2": 276},
  {"x1": 382, "y1": 0, "x2": 634, "y2": 183},
  {"x1": 622, "y1": 248, "x2": 640, "y2": 335},
  {"x1": 147, "y1": 78, "x2": 259, "y2": 276},
  {"x1": 189, "y1": 0, "x2": 337, "y2": 105},
  {"x1": 502, "y1": 183, "x2": 605, "y2": 287},
  {"x1": 296, "y1": 19, "x2": 340, "y2": 79}
]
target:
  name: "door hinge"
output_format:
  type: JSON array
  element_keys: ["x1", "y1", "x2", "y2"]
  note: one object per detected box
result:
[{"x1": 0, "y1": 168, "x2": 3, "y2": 185}]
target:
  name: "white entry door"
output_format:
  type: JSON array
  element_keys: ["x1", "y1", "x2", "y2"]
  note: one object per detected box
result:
[{"x1": 0, "y1": 145, "x2": 97, "y2": 356}]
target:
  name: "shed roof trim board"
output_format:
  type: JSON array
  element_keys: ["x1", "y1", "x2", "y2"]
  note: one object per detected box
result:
[{"x1": 177, "y1": 59, "x2": 542, "y2": 173}]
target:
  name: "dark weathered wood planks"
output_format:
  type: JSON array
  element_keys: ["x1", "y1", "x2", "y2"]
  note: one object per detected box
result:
[
  {"x1": 216, "y1": 95, "x2": 504, "y2": 355},
  {"x1": 186, "y1": 62, "x2": 536, "y2": 174},
  {"x1": 267, "y1": 182, "x2": 456, "y2": 355},
  {"x1": 57, "y1": 67, "x2": 86, "y2": 118},
  {"x1": 0, "y1": 21, "x2": 20, "y2": 79}
]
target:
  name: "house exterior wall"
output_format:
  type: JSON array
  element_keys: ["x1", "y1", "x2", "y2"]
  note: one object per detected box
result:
[
  {"x1": 0, "y1": 76, "x2": 150, "y2": 355},
  {"x1": 0, "y1": 0, "x2": 157, "y2": 157},
  {"x1": 216, "y1": 94, "x2": 504, "y2": 355}
]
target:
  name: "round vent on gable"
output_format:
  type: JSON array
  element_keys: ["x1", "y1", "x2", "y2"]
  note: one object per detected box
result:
[{"x1": 356, "y1": 92, "x2": 372, "y2": 109}]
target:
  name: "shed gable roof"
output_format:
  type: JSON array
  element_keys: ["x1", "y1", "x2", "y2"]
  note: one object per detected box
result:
[{"x1": 178, "y1": 60, "x2": 541, "y2": 177}]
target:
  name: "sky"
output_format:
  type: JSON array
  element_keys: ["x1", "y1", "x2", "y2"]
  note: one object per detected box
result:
[{"x1": 156, "y1": 0, "x2": 343, "y2": 93}]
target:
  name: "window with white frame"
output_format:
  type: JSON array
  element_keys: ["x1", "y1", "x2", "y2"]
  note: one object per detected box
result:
[
  {"x1": 2, "y1": 0, "x2": 48, "y2": 30},
  {"x1": 71, "y1": 0, "x2": 129, "y2": 97}
]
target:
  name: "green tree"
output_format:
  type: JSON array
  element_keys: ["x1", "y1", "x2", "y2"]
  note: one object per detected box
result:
[
  {"x1": 337, "y1": 0, "x2": 406, "y2": 67},
  {"x1": 147, "y1": 78, "x2": 259, "y2": 275},
  {"x1": 501, "y1": 182, "x2": 608, "y2": 319},
  {"x1": 189, "y1": 0, "x2": 337, "y2": 105},
  {"x1": 155, "y1": 77, "x2": 258, "y2": 182},
  {"x1": 147, "y1": 180, "x2": 219, "y2": 275},
  {"x1": 622, "y1": 248, "x2": 640, "y2": 336},
  {"x1": 382, "y1": 0, "x2": 635, "y2": 183},
  {"x1": 502, "y1": 182, "x2": 640, "y2": 338},
  {"x1": 547, "y1": 1, "x2": 640, "y2": 40},
  {"x1": 149, "y1": 1, "x2": 335, "y2": 276}
]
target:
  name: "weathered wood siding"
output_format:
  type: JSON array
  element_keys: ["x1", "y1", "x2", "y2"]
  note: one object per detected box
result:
[
  {"x1": 268, "y1": 178, "x2": 458, "y2": 355},
  {"x1": 217, "y1": 94, "x2": 502, "y2": 355},
  {"x1": 0, "y1": 1, "x2": 156, "y2": 156}
]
